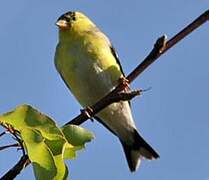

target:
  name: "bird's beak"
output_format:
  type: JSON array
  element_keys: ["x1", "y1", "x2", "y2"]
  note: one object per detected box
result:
[{"x1": 56, "y1": 19, "x2": 70, "y2": 29}]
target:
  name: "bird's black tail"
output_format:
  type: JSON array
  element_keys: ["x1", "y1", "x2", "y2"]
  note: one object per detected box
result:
[{"x1": 120, "y1": 130, "x2": 159, "y2": 172}]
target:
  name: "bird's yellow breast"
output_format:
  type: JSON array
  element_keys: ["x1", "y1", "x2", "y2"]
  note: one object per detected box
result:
[{"x1": 55, "y1": 31, "x2": 123, "y2": 107}]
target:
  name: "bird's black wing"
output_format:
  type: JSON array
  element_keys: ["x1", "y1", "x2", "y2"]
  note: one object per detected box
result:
[
  {"x1": 109, "y1": 44, "x2": 131, "y2": 106},
  {"x1": 109, "y1": 45, "x2": 126, "y2": 77}
]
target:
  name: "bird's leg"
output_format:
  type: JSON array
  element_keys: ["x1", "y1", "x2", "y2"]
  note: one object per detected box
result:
[{"x1": 80, "y1": 106, "x2": 94, "y2": 122}]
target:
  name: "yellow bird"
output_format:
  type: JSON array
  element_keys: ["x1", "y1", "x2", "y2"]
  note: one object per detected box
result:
[{"x1": 55, "y1": 11, "x2": 159, "y2": 171}]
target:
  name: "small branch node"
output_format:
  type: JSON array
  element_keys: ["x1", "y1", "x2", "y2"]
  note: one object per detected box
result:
[
  {"x1": 117, "y1": 90, "x2": 141, "y2": 101},
  {"x1": 80, "y1": 107, "x2": 94, "y2": 121},
  {"x1": 154, "y1": 34, "x2": 168, "y2": 53}
]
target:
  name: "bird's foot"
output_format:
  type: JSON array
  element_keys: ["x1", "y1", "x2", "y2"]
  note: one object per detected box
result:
[
  {"x1": 118, "y1": 77, "x2": 130, "y2": 90},
  {"x1": 80, "y1": 106, "x2": 94, "y2": 122}
]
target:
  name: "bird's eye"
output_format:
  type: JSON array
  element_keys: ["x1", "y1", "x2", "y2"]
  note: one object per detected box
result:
[
  {"x1": 65, "y1": 17, "x2": 70, "y2": 23},
  {"x1": 72, "y1": 16, "x2": 76, "y2": 21}
]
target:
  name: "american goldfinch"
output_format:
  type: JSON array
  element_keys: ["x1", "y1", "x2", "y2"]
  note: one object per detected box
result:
[{"x1": 55, "y1": 11, "x2": 159, "y2": 172}]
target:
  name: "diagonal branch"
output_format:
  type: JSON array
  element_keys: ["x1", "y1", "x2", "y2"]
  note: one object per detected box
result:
[
  {"x1": 0, "y1": 155, "x2": 30, "y2": 180},
  {"x1": 66, "y1": 90, "x2": 141, "y2": 125},
  {"x1": 127, "y1": 9, "x2": 209, "y2": 83},
  {"x1": 66, "y1": 9, "x2": 209, "y2": 126}
]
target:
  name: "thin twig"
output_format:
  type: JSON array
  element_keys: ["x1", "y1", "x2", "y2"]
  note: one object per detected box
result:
[
  {"x1": 165, "y1": 10, "x2": 209, "y2": 54},
  {"x1": 0, "y1": 143, "x2": 20, "y2": 151},
  {"x1": 0, "y1": 124, "x2": 28, "y2": 179},
  {"x1": 2, "y1": 124, "x2": 26, "y2": 156},
  {"x1": 0, "y1": 131, "x2": 6, "y2": 137},
  {"x1": 0, "y1": 155, "x2": 29, "y2": 180},
  {"x1": 11, "y1": 131, "x2": 25, "y2": 156}
]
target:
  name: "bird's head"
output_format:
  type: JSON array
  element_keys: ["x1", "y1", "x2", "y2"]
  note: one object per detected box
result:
[{"x1": 56, "y1": 11, "x2": 95, "y2": 33}]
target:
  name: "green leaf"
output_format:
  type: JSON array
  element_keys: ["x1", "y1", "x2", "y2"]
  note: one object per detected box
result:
[
  {"x1": 21, "y1": 128, "x2": 57, "y2": 180},
  {"x1": 44, "y1": 139, "x2": 68, "y2": 180},
  {"x1": 0, "y1": 104, "x2": 63, "y2": 140},
  {"x1": 0, "y1": 104, "x2": 94, "y2": 180},
  {"x1": 62, "y1": 125, "x2": 94, "y2": 146},
  {"x1": 0, "y1": 105, "x2": 68, "y2": 179},
  {"x1": 62, "y1": 125, "x2": 94, "y2": 159}
]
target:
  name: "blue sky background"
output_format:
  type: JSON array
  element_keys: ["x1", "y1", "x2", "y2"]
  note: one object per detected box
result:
[{"x1": 0, "y1": 1, "x2": 209, "y2": 180}]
